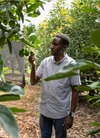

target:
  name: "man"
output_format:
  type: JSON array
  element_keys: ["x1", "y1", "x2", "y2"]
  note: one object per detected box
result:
[{"x1": 29, "y1": 33, "x2": 81, "y2": 138}]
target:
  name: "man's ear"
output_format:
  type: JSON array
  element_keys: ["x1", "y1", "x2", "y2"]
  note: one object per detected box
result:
[{"x1": 63, "y1": 45, "x2": 67, "y2": 49}]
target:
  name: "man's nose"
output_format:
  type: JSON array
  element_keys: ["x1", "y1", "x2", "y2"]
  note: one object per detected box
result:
[{"x1": 51, "y1": 44, "x2": 54, "y2": 48}]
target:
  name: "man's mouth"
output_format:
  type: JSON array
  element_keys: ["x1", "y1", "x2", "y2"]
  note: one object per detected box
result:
[{"x1": 51, "y1": 49, "x2": 54, "y2": 52}]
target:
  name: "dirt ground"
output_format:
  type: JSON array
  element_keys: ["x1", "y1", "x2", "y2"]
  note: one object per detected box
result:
[{"x1": 0, "y1": 85, "x2": 100, "y2": 138}]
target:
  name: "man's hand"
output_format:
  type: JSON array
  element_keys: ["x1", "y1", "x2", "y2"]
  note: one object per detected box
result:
[
  {"x1": 63, "y1": 115, "x2": 73, "y2": 130},
  {"x1": 28, "y1": 54, "x2": 37, "y2": 66}
]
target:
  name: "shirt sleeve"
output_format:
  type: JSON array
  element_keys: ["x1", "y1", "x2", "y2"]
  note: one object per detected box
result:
[
  {"x1": 68, "y1": 59, "x2": 81, "y2": 86},
  {"x1": 70, "y1": 70, "x2": 81, "y2": 86}
]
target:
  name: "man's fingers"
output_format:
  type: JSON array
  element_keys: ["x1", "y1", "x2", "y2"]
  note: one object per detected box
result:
[
  {"x1": 29, "y1": 55, "x2": 37, "y2": 63},
  {"x1": 63, "y1": 123, "x2": 72, "y2": 130}
]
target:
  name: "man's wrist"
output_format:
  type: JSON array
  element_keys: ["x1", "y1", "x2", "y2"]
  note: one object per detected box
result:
[
  {"x1": 31, "y1": 64, "x2": 36, "y2": 68},
  {"x1": 69, "y1": 112, "x2": 75, "y2": 118}
]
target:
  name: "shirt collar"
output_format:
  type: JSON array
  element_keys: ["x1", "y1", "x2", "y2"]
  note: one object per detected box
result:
[{"x1": 53, "y1": 54, "x2": 68, "y2": 65}]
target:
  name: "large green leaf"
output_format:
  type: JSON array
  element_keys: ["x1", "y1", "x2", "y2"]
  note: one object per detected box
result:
[
  {"x1": 92, "y1": 99, "x2": 100, "y2": 106},
  {"x1": 0, "y1": 54, "x2": 3, "y2": 75},
  {"x1": 9, "y1": 20, "x2": 15, "y2": 28},
  {"x1": 27, "y1": 3, "x2": 40, "y2": 12},
  {"x1": 45, "y1": 60, "x2": 100, "y2": 81},
  {"x1": 63, "y1": 60, "x2": 100, "y2": 71},
  {"x1": 90, "y1": 122, "x2": 100, "y2": 127},
  {"x1": 0, "y1": 94, "x2": 20, "y2": 102},
  {"x1": 7, "y1": 39, "x2": 12, "y2": 54},
  {"x1": 87, "y1": 128, "x2": 100, "y2": 136},
  {"x1": 76, "y1": 85, "x2": 92, "y2": 91},
  {"x1": 45, "y1": 71, "x2": 77, "y2": 81},
  {"x1": 0, "y1": 83, "x2": 24, "y2": 95},
  {"x1": 9, "y1": 107, "x2": 26, "y2": 113},
  {"x1": 27, "y1": 12, "x2": 39, "y2": 17},
  {"x1": 87, "y1": 95, "x2": 99, "y2": 102},
  {"x1": 0, "y1": 34, "x2": 6, "y2": 49},
  {"x1": 76, "y1": 81, "x2": 100, "y2": 91},
  {"x1": 28, "y1": 35, "x2": 37, "y2": 43},
  {"x1": 0, "y1": 104, "x2": 19, "y2": 138},
  {"x1": 90, "y1": 29, "x2": 100, "y2": 46}
]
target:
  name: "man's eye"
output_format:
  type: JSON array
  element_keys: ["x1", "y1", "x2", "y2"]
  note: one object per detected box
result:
[{"x1": 54, "y1": 43, "x2": 58, "y2": 46}]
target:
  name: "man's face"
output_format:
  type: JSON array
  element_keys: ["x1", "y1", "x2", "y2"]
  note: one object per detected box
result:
[{"x1": 50, "y1": 37, "x2": 64, "y2": 56}]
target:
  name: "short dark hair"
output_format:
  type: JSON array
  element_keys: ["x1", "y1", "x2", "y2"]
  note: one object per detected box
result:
[{"x1": 55, "y1": 33, "x2": 70, "y2": 47}]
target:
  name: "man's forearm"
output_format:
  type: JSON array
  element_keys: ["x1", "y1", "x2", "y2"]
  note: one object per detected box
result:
[
  {"x1": 30, "y1": 65, "x2": 40, "y2": 85},
  {"x1": 30, "y1": 65, "x2": 36, "y2": 85},
  {"x1": 70, "y1": 86, "x2": 78, "y2": 112}
]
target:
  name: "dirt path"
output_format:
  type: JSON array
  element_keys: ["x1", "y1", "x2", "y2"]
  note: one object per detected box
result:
[{"x1": 0, "y1": 85, "x2": 100, "y2": 138}]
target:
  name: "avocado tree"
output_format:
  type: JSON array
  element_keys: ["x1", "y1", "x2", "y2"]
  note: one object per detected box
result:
[{"x1": 66, "y1": 0, "x2": 100, "y2": 95}]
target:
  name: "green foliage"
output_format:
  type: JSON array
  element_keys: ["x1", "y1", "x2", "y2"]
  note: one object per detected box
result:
[
  {"x1": 9, "y1": 107, "x2": 26, "y2": 113},
  {"x1": 0, "y1": 94, "x2": 20, "y2": 102},
  {"x1": 0, "y1": 0, "x2": 44, "y2": 52},
  {"x1": 0, "y1": 58, "x2": 25, "y2": 137},
  {"x1": 0, "y1": 0, "x2": 44, "y2": 137},
  {"x1": 91, "y1": 29, "x2": 100, "y2": 46},
  {"x1": 0, "y1": 104, "x2": 19, "y2": 138},
  {"x1": 45, "y1": 60, "x2": 100, "y2": 81},
  {"x1": 87, "y1": 95, "x2": 100, "y2": 106},
  {"x1": 77, "y1": 81, "x2": 100, "y2": 91},
  {"x1": 0, "y1": 54, "x2": 3, "y2": 74},
  {"x1": 0, "y1": 83, "x2": 24, "y2": 95},
  {"x1": 87, "y1": 128, "x2": 100, "y2": 136}
]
